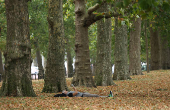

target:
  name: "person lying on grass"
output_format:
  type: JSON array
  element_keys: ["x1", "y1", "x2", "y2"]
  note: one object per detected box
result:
[{"x1": 54, "y1": 86, "x2": 113, "y2": 97}]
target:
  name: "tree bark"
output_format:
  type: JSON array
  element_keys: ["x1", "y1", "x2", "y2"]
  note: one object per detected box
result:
[
  {"x1": 0, "y1": 0, "x2": 36, "y2": 97},
  {"x1": 42, "y1": 0, "x2": 68, "y2": 93},
  {"x1": 145, "y1": 21, "x2": 150, "y2": 73},
  {"x1": 95, "y1": 3, "x2": 115, "y2": 86},
  {"x1": 150, "y1": 28, "x2": 161, "y2": 70},
  {"x1": 129, "y1": 18, "x2": 143, "y2": 75},
  {"x1": 160, "y1": 35, "x2": 169, "y2": 69},
  {"x1": 113, "y1": 18, "x2": 130, "y2": 80}
]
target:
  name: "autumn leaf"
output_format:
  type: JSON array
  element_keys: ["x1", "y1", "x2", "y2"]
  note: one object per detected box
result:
[{"x1": 0, "y1": 70, "x2": 170, "y2": 109}]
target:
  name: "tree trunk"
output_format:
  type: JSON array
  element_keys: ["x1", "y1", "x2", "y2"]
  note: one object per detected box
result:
[
  {"x1": 72, "y1": 0, "x2": 95, "y2": 87},
  {"x1": 0, "y1": 0, "x2": 36, "y2": 97},
  {"x1": 42, "y1": 0, "x2": 68, "y2": 93},
  {"x1": 129, "y1": 18, "x2": 143, "y2": 75},
  {"x1": 113, "y1": 18, "x2": 130, "y2": 80},
  {"x1": 66, "y1": 39, "x2": 73, "y2": 77},
  {"x1": 145, "y1": 21, "x2": 150, "y2": 73},
  {"x1": 150, "y1": 28, "x2": 161, "y2": 70},
  {"x1": 160, "y1": 35, "x2": 169, "y2": 69},
  {"x1": 0, "y1": 51, "x2": 3, "y2": 81},
  {"x1": 34, "y1": 39, "x2": 44, "y2": 79},
  {"x1": 94, "y1": 3, "x2": 115, "y2": 86}
]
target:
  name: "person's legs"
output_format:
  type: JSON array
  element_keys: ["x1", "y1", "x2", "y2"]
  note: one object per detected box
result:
[
  {"x1": 82, "y1": 93, "x2": 99, "y2": 97},
  {"x1": 82, "y1": 91, "x2": 113, "y2": 97}
]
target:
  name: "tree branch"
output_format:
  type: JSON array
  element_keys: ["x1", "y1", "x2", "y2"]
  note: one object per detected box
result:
[
  {"x1": 83, "y1": 12, "x2": 121, "y2": 27},
  {"x1": 84, "y1": 1, "x2": 135, "y2": 27},
  {"x1": 87, "y1": 1, "x2": 107, "y2": 14}
]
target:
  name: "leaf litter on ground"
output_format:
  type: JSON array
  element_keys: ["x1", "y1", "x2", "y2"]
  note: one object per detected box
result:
[{"x1": 0, "y1": 70, "x2": 170, "y2": 109}]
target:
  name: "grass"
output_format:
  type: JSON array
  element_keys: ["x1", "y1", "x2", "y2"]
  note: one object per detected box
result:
[{"x1": 0, "y1": 70, "x2": 170, "y2": 110}]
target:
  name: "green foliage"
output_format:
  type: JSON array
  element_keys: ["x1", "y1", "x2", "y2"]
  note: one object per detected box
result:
[
  {"x1": 0, "y1": 0, "x2": 6, "y2": 51},
  {"x1": 28, "y1": 0, "x2": 48, "y2": 58},
  {"x1": 89, "y1": 23, "x2": 97, "y2": 64},
  {"x1": 63, "y1": 0, "x2": 76, "y2": 59}
]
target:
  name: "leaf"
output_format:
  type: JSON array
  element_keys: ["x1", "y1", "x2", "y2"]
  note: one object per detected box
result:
[
  {"x1": 116, "y1": 2, "x2": 124, "y2": 8},
  {"x1": 123, "y1": 0, "x2": 131, "y2": 7}
]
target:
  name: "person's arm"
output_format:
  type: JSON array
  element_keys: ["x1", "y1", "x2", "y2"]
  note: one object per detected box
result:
[{"x1": 72, "y1": 87, "x2": 78, "y2": 97}]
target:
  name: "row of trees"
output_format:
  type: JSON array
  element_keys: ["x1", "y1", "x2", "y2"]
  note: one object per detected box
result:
[{"x1": 0, "y1": 0, "x2": 170, "y2": 96}]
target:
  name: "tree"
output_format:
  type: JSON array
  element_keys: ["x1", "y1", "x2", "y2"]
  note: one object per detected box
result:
[
  {"x1": 42, "y1": 0, "x2": 68, "y2": 93},
  {"x1": 145, "y1": 21, "x2": 150, "y2": 73},
  {"x1": 63, "y1": 1, "x2": 75, "y2": 78},
  {"x1": 71, "y1": 0, "x2": 169, "y2": 86},
  {"x1": 72, "y1": 0, "x2": 122, "y2": 87},
  {"x1": 129, "y1": 17, "x2": 143, "y2": 75},
  {"x1": 95, "y1": 3, "x2": 114, "y2": 86},
  {"x1": 34, "y1": 38, "x2": 44, "y2": 79},
  {"x1": 113, "y1": 18, "x2": 130, "y2": 80},
  {"x1": 28, "y1": 0, "x2": 48, "y2": 62},
  {"x1": 160, "y1": 35, "x2": 169, "y2": 69},
  {"x1": 150, "y1": 27, "x2": 161, "y2": 70},
  {"x1": 66, "y1": 37, "x2": 74, "y2": 77},
  {"x1": 0, "y1": 0, "x2": 36, "y2": 97}
]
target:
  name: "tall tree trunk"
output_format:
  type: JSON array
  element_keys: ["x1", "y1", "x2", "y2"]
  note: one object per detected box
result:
[
  {"x1": 42, "y1": 0, "x2": 68, "y2": 93},
  {"x1": 0, "y1": 0, "x2": 36, "y2": 97},
  {"x1": 66, "y1": 38, "x2": 73, "y2": 77},
  {"x1": 0, "y1": 51, "x2": 3, "y2": 81},
  {"x1": 34, "y1": 39, "x2": 44, "y2": 79},
  {"x1": 95, "y1": 3, "x2": 114, "y2": 86},
  {"x1": 71, "y1": 0, "x2": 95, "y2": 87},
  {"x1": 145, "y1": 21, "x2": 150, "y2": 73},
  {"x1": 113, "y1": 18, "x2": 130, "y2": 80},
  {"x1": 150, "y1": 28, "x2": 161, "y2": 70},
  {"x1": 160, "y1": 35, "x2": 169, "y2": 69},
  {"x1": 129, "y1": 18, "x2": 142, "y2": 75}
]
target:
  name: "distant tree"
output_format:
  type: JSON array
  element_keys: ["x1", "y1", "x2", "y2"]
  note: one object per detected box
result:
[
  {"x1": 34, "y1": 38, "x2": 44, "y2": 79},
  {"x1": 66, "y1": 38, "x2": 74, "y2": 77},
  {"x1": 28, "y1": 0, "x2": 48, "y2": 75},
  {"x1": 0, "y1": 0, "x2": 36, "y2": 97},
  {"x1": 42, "y1": 0, "x2": 68, "y2": 93}
]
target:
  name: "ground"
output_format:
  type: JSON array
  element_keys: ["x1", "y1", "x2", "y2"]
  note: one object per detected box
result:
[{"x1": 0, "y1": 70, "x2": 170, "y2": 109}]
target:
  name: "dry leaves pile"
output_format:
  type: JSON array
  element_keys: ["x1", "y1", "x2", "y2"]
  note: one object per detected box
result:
[{"x1": 0, "y1": 70, "x2": 170, "y2": 110}]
